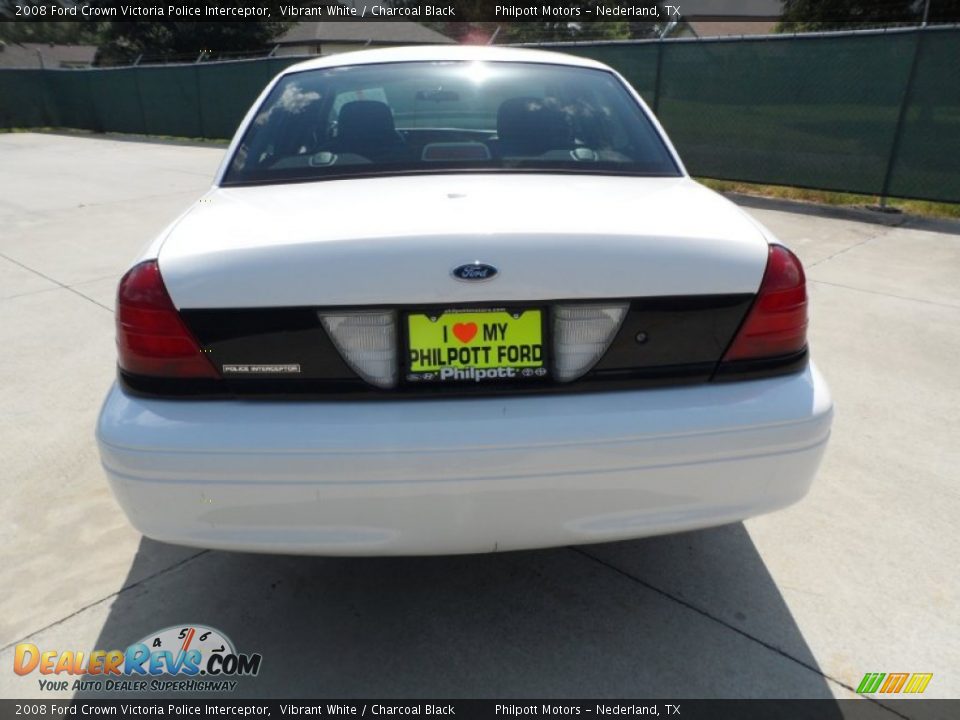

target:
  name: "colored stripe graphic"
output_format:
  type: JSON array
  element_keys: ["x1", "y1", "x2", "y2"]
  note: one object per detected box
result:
[
  {"x1": 857, "y1": 673, "x2": 885, "y2": 694},
  {"x1": 857, "y1": 672, "x2": 933, "y2": 694},
  {"x1": 904, "y1": 673, "x2": 933, "y2": 694},
  {"x1": 880, "y1": 673, "x2": 909, "y2": 693}
]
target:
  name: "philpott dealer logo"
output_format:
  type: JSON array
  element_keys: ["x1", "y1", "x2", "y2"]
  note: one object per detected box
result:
[{"x1": 13, "y1": 624, "x2": 262, "y2": 693}]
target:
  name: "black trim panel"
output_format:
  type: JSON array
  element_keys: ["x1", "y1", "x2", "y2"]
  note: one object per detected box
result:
[
  {"x1": 597, "y1": 295, "x2": 753, "y2": 370},
  {"x1": 181, "y1": 308, "x2": 355, "y2": 380},
  {"x1": 122, "y1": 295, "x2": 807, "y2": 400}
]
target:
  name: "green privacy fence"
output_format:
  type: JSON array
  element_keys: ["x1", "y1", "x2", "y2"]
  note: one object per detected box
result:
[
  {"x1": 1, "y1": 26, "x2": 959, "y2": 203},
  {"x1": 0, "y1": 55, "x2": 306, "y2": 140},
  {"x1": 556, "y1": 25, "x2": 960, "y2": 204}
]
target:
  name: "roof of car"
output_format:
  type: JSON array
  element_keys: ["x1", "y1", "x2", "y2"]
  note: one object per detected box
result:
[{"x1": 281, "y1": 45, "x2": 611, "y2": 75}]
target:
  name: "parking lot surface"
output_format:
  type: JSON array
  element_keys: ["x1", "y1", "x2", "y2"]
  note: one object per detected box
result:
[{"x1": 1, "y1": 133, "x2": 958, "y2": 707}]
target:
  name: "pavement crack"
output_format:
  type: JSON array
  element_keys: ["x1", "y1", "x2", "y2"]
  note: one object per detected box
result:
[
  {"x1": 67, "y1": 288, "x2": 113, "y2": 312},
  {"x1": 570, "y1": 547, "x2": 912, "y2": 720},
  {"x1": 810, "y1": 279, "x2": 960, "y2": 309},
  {"x1": 66, "y1": 188, "x2": 205, "y2": 212},
  {"x1": 0, "y1": 550, "x2": 210, "y2": 653},
  {"x1": 807, "y1": 226, "x2": 895, "y2": 269},
  {"x1": 0, "y1": 252, "x2": 113, "y2": 313}
]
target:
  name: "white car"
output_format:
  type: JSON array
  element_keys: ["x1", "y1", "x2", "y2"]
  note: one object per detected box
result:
[{"x1": 96, "y1": 45, "x2": 832, "y2": 555}]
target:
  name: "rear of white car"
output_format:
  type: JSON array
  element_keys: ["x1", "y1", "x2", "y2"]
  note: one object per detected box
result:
[{"x1": 96, "y1": 46, "x2": 832, "y2": 555}]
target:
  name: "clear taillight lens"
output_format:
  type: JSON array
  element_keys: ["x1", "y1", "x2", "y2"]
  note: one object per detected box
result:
[
  {"x1": 552, "y1": 303, "x2": 628, "y2": 382},
  {"x1": 116, "y1": 261, "x2": 219, "y2": 379},
  {"x1": 319, "y1": 311, "x2": 397, "y2": 389}
]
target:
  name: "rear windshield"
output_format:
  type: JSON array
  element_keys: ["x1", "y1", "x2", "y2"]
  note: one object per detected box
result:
[{"x1": 222, "y1": 61, "x2": 681, "y2": 185}]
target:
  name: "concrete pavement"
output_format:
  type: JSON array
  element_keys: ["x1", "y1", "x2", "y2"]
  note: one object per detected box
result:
[{"x1": 0, "y1": 132, "x2": 957, "y2": 709}]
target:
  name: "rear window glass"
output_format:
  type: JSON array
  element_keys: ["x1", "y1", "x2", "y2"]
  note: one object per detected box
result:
[{"x1": 222, "y1": 61, "x2": 680, "y2": 185}]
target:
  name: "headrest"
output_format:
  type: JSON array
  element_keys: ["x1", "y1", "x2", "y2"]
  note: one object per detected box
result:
[
  {"x1": 337, "y1": 101, "x2": 398, "y2": 147},
  {"x1": 497, "y1": 97, "x2": 572, "y2": 155}
]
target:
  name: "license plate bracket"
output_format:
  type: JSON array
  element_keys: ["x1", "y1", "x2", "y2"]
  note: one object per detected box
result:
[{"x1": 404, "y1": 307, "x2": 548, "y2": 384}]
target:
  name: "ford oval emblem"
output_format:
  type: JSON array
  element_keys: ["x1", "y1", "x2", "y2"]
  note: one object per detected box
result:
[{"x1": 452, "y1": 262, "x2": 498, "y2": 282}]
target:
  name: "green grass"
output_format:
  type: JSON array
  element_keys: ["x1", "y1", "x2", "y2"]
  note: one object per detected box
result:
[{"x1": 698, "y1": 178, "x2": 960, "y2": 220}]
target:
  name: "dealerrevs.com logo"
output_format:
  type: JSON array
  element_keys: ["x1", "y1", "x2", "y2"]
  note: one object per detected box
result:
[
  {"x1": 13, "y1": 625, "x2": 262, "y2": 693},
  {"x1": 856, "y1": 672, "x2": 933, "y2": 695}
]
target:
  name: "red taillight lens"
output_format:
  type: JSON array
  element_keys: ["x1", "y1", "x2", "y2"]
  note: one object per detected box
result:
[
  {"x1": 722, "y1": 245, "x2": 808, "y2": 362},
  {"x1": 116, "y1": 261, "x2": 219, "y2": 379}
]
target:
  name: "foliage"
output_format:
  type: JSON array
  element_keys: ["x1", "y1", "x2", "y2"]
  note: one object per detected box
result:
[
  {"x1": 777, "y1": 0, "x2": 960, "y2": 31},
  {"x1": 97, "y1": 20, "x2": 293, "y2": 64},
  {"x1": 0, "y1": 20, "x2": 103, "y2": 44},
  {"x1": 387, "y1": 0, "x2": 669, "y2": 43},
  {"x1": 0, "y1": 1, "x2": 102, "y2": 43},
  {"x1": 0, "y1": 1, "x2": 290, "y2": 63}
]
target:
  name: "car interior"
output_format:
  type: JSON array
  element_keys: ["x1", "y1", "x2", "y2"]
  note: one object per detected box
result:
[{"x1": 228, "y1": 64, "x2": 679, "y2": 182}]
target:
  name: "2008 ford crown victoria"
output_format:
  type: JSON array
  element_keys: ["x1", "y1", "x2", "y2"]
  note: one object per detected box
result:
[{"x1": 96, "y1": 46, "x2": 833, "y2": 555}]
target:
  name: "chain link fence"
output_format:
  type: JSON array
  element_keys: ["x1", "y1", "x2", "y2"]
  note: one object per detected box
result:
[{"x1": 1, "y1": 25, "x2": 958, "y2": 203}]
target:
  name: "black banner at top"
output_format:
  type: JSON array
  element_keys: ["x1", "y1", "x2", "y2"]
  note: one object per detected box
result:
[
  {"x1": 0, "y1": 700, "x2": 959, "y2": 720},
  {"x1": 4, "y1": 0, "x2": 959, "y2": 24}
]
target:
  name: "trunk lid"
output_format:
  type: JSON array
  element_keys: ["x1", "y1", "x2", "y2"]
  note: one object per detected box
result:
[{"x1": 157, "y1": 174, "x2": 768, "y2": 309}]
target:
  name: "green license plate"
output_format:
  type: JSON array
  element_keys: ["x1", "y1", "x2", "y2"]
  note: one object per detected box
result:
[{"x1": 406, "y1": 309, "x2": 546, "y2": 383}]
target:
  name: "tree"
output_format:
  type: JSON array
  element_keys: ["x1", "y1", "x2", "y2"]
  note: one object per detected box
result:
[
  {"x1": 0, "y1": 1, "x2": 103, "y2": 43},
  {"x1": 1, "y1": 2, "x2": 291, "y2": 62},
  {"x1": 386, "y1": 0, "x2": 667, "y2": 43},
  {"x1": 777, "y1": 0, "x2": 960, "y2": 31},
  {"x1": 97, "y1": 20, "x2": 292, "y2": 64}
]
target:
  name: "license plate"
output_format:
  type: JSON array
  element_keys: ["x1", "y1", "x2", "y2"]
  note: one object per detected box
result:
[{"x1": 406, "y1": 309, "x2": 547, "y2": 383}]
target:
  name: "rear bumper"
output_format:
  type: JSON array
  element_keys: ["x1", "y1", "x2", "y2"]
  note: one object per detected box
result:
[{"x1": 96, "y1": 364, "x2": 833, "y2": 555}]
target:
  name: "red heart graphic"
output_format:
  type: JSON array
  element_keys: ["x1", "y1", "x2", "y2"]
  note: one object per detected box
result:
[{"x1": 452, "y1": 322, "x2": 478, "y2": 344}]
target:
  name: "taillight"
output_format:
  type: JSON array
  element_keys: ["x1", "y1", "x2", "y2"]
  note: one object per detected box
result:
[
  {"x1": 116, "y1": 261, "x2": 219, "y2": 378},
  {"x1": 722, "y1": 245, "x2": 808, "y2": 362}
]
